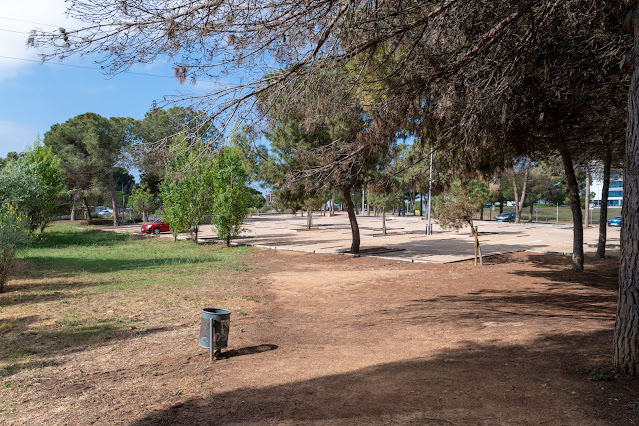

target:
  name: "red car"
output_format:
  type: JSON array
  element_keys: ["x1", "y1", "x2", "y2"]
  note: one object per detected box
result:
[{"x1": 141, "y1": 219, "x2": 170, "y2": 235}]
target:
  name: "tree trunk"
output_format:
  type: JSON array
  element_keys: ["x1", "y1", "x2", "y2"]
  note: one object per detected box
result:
[
  {"x1": 597, "y1": 148, "x2": 612, "y2": 258},
  {"x1": 108, "y1": 166, "x2": 120, "y2": 227},
  {"x1": 82, "y1": 197, "x2": 93, "y2": 221},
  {"x1": 342, "y1": 185, "x2": 360, "y2": 254},
  {"x1": 70, "y1": 204, "x2": 76, "y2": 221},
  {"x1": 615, "y1": 6, "x2": 639, "y2": 375},
  {"x1": 585, "y1": 163, "x2": 591, "y2": 227},
  {"x1": 511, "y1": 162, "x2": 530, "y2": 224},
  {"x1": 143, "y1": 211, "x2": 149, "y2": 223},
  {"x1": 330, "y1": 194, "x2": 334, "y2": 216},
  {"x1": 529, "y1": 201, "x2": 534, "y2": 223},
  {"x1": 194, "y1": 225, "x2": 199, "y2": 244},
  {"x1": 382, "y1": 209, "x2": 387, "y2": 235},
  {"x1": 559, "y1": 144, "x2": 584, "y2": 271},
  {"x1": 307, "y1": 208, "x2": 312, "y2": 229},
  {"x1": 480, "y1": 207, "x2": 484, "y2": 220}
]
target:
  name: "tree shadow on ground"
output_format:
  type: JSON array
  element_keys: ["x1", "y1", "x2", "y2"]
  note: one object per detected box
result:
[
  {"x1": 0, "y1": 320, "x2": 172, "y2": 378},
  {"x1": 36, "y1": 227, "x2": 131, "y2": 249},
  {"x1": 19, "y1": 256, "x2": 218, "y2": 280},
  {"x1": 133, "y1": 330, "x2": 639, "y2": 425},
  {"x1": 499, "y1": 253, "x2": 619, "y2": 291}
]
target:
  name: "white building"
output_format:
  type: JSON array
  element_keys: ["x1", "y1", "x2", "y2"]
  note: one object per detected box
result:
[{"x1": 591, "y1": 174, "x2": 623, "y2": 207}]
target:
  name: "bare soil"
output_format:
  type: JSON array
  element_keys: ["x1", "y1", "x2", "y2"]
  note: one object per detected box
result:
[{"x1": 2, "y1": 250, "x2": 639, "y2": 425}]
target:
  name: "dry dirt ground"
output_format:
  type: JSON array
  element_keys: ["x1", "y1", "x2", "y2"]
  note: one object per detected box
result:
[{"x1": 2, "y1": 249, "x2": 638, "y2": 425}]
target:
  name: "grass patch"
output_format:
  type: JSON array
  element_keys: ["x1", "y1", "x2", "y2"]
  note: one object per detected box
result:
[{"x1": 0, "y1": 222, "x2": 255, "y2": 375}]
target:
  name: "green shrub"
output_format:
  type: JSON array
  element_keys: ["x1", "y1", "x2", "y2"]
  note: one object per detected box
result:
[{"x1": 0, "y1": 204, "x2": 32, "y2": 292}]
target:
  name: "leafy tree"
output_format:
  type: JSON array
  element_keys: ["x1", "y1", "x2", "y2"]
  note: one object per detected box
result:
[
  {"x1": 433, "y1": 180, "x2": 490, "y2": 234},
  {"x1": 160, "y1": 139, "x2": 216, "y2": 243},
  {"x1": 0, "y1": 143, "x2": 63, "y2": 232},
  {"x1": 0, "y1": 205, "x2": 32, "y2": 293},
  {"x1": 248, "y1": 188, "x2": 266, "y2": 211},
  {"x1": 128, "y1": 187, "x2": 158, "y2": 223},
  {"x1": 43, "y1": 113, "x2": 134, "y2": 225},
  {"x1": 134, "y1": 107, "x2": 220, "y2": 195},
  {"x1": 368, "y1": 178, "x2": 402, "y2": 235},
  {"x1": 211, "y1": 147, "x2": 251, "y2": 246}
]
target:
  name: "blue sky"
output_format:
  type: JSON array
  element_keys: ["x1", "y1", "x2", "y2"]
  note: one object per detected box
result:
[{"x1": 0, "y1": 1, "x2": 222, "y2": 161}]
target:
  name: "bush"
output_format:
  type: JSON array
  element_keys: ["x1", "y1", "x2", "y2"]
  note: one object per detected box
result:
[{"x1": 0, "y1": 205, "x2": 32, "y2": 292}]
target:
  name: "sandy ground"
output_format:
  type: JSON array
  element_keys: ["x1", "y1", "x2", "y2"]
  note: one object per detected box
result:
[
  {"x1": 113, "y1": 213, "x2": 621, "y2": 263},
  {"x1": 2, "y1": 248, "x2": 637, "y2": 425}
]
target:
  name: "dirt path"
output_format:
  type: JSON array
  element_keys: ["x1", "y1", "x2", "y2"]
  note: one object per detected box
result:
[{"x1": 3, "y1": 250, "x2": 638, "y2": 425}]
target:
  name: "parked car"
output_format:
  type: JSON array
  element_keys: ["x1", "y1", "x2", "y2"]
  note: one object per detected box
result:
[
  {"x1": 608, "y1": 216, "x2": 622, "y2": 227},
  {"x1": 95, "y1": 206, "x2": 113, "y2": 216},
  {"x1": 141, "y1": 219, "x2": 170, "y2": 235},
  {"x1": 495, "y1": 211, "x2": 517, "y2": 222}
]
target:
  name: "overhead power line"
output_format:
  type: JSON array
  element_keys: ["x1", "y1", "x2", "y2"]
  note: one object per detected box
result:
[
  {"x1": 0, "y1": 28, "x2": 31, "y2": 35},
  {"x1": 0, "y1": 54, "x2": 174, "y2": 78},
  {"x1": 0, "y1": 15, "x2": 62, "y2": 29}
]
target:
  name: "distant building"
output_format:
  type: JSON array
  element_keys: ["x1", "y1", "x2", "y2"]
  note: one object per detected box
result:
[
  {"x1": 265, "y1": 193, "x2": 276, "y2": 204},
  {"x1": 592, "y1": 174, "x2": 623, "y2": 207}
]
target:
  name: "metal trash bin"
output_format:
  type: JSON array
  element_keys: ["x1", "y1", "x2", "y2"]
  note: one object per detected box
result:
[{"x1": 199, "y1": 308, "x2": 231, "y2": 361}]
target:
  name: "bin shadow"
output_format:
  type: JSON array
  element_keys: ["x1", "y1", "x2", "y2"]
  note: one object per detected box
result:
[{"x1": 218, "y1": 344, "x2": 279, "y2": 359}]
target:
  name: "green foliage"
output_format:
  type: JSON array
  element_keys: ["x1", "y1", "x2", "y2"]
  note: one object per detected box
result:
[
  {"x1": 128, "y1": 187, "x2": 158, "y2": 219},
  {"x1": 585, "y1": 365, "x2": 612, "y2": 382},
  {"x1": 433, "y1": 180, "x2": 490, "y2": 231},
  {"x1": 211, "y1": 147, "x2": 251, "y2": 246},
  {"x1": 368, "y1": 178, "x2": 402, "y2": 212},
  {"x1": 160, "y1": 139, "x2": 216, "y2": 243},
  {"x1": 248, "y1": 188, "x2": 266, "y2": 210},
  {"x1": 0, "y1": 142, "x2": 63, "y2": 232},
  {"x1": 0, "y1": 205, "x2": 32, "y2": 292}
]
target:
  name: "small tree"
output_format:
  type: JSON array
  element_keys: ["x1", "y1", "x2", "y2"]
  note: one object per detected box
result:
[
  {"x1": 211, "y1": 147, "x2": 251, "y2": 246},
  {"x1": 0, "y1": 205, "x2": 32, "y2": 292},
  {"x1": 160, "y1": 140, "x2": 216, "y2": 243},
  {"x1": 368, "y1": 179, "x2": 401, "y2": 235},
  {"x1": 129, "y1": 187, "x2": 157, "y2": 222},
  {"x1": 433, "y1": 180, "x2": 490, "y2": 234}
]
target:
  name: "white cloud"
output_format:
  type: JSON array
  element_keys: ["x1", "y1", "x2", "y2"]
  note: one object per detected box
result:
[
  {"x1": 0, "y1": 120, "x2": 38, "y2": 157},
  {"x1": 0, "y1": 1, "x2": 77, "y2": 81}
]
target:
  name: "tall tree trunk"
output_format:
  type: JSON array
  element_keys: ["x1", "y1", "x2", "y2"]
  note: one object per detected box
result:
[
  {"x1": 307, "y1": 208, "x2": 312, "y2": 229},
  {"x1": 70, "y1": 190, "x2": 80, "y2": 220},
  {"x1": 330, "y1": 194, "x2": 334, "y2": 216},
  {"x1": 194, "y1": 225, "x2": 199, "y2": 244},
  {"x1": 511, "y1": 162, "x2": 530, "y2": 224},
  {"x1": 82, "y1": 197, "x2": 93, "y2": 221},
  {"x1": 420, "y1": 193, "x2": 424, "y2": 216},
  {"x1": 559, "y1": 144, "x2": 584, "y2": 271},
  {"x1": 342, "y1": 185, "x2": 360, "y2": 254},
  {"x1": 585, "y1": 163, "x2": 591, "y2": 227},
  {"x1": 529, "y1": 202, "x2": 534, "y2": 223},
  {"x1": 615, "y1": 7, "x2": 639, "y2": 375},
  {"x1": 108, "y1": 166, "x2": 119, "y2": 227},
  {"x1": 143, "y1": 211, "x2": 149, "y2": 223},
  {"x1": 597, "y1": 148, "x2": 612, "y2": 258}
]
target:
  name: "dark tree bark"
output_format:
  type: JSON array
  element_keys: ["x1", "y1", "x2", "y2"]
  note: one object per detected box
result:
[
  {"x1": 306, "y1": 208, "x2": 312, "y2": 229},
  {"x1": 559, "y1": 144, "x2": 584, "y2": 271},
  {"x1": 108, "y1": 166, "x2": 120, "y2": 226},
  {"x1": 142, "y1": 211, "x2": 149, "y2": 223},
  {"x1": 528, "y1": 202, "x2": 534, "y2": 223},
  {"x1": 597, "y1": 148, "x2": 612, "y2": 258},
  {"x1": 342, "y1": 185, "x2": 360, "y2": 253},
  {"x1": 82, "y1": 197, "x2": 93, "y2": 221},
  {"x1": 615, "y1": 6, "x2": 639, "y2": 375}
]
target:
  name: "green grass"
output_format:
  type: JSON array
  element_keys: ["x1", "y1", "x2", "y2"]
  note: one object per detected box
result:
[
  {"x1": 0, "y1": 222, "x2": 255, "y2": 375},
  {"x1": 19, "y1": 223, "x2": 251, "y2": 292},
  {"x1": 476, "y1": 206, "x2": 622, "y2": 224}
]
